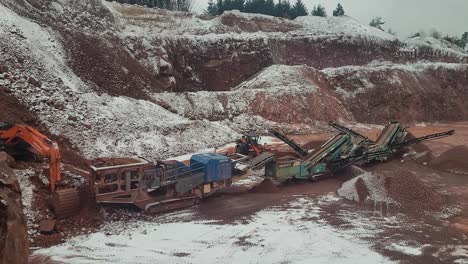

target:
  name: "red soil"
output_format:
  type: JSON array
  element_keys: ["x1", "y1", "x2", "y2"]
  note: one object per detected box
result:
[{"x1": 429, "y1": 145, "x2": 468, "y2": 175}]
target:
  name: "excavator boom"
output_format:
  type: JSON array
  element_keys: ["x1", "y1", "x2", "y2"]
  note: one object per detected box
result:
[{"x1": 0, "y1": 124, "x2": 61, "y2": 191}]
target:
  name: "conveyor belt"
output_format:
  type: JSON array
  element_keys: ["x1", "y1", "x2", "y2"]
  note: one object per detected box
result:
[
  {"x1": 328, "y1": 122, "x2": 372, "y2": 143},
  {"x1": 374, "y1": 122, "x2": 399, "y2": 146},
  {"x1": 301, "y1": 134, "x2": 346, "y2": 166},
  {"x1": 270, "y1": 129, "x2": 308, "y2": 157},
  {"x1": 390, "y1": 130, "x2": 455, "y2": 149},
  {"x1": 248, "y1": 152, "x2": 274, "y2": 169}
]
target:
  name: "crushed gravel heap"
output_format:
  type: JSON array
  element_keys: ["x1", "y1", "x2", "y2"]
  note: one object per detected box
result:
[
  {"x1": 385, "y1": 170, "x2": 450, "y2": 213},
  {"x1": 249, "y1": 178, "x2": 279, "y2": 193},
  {"x1": 338, "y1": 170, "x2": 450, "y2": 214},
  {"x1": 429, "y1": 145, "x2": 468, "y2": 175},
  {"x1": 337, "y1": 172, "x2": 394, "y2": 203}
]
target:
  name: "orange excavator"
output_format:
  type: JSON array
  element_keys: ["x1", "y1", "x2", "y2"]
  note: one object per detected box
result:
[{"x1": 0, "y1": 122, "x2": 80, "y2": 218}]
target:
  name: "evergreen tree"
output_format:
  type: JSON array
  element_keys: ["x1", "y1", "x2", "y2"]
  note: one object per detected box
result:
[
  {"x1": 223, "y1": 0, "x2": 233, "y2": 11},
  {"x1": 430, "y1": 29, "x2": 441, "y2": 39},
  {"x1": 332, "y1": 3, "x2": 345, "y2": 16},
  {"x1": 265, "y1": 0, "x2": 275, "y2": 16},
  {"x1": 243, "y1": 0, "x2": 255, "y2": 13},
  {"x1": 274, "y1": 0, "x2": 292, "y2": 19},
  {"x1": 369, "y1": 17, "x2": 384, "y2": 30},
  {"x1": 442, "y1": 32, "x2": 468, "y2": 50},
  {"x1": 311, "y1": 4, "x2": 326, "y2": 17},
  {"x1": 461, "y1": 32, "x2": 468, "y2": 49},
  {"x1": 244, "y1": 0, "x2": 264, "y2": 14},
  {"x1": 232, "y1": 0, "x2": 245, "y2": 11},
  {"x1": 217, "y1": 0, "x2": 224, "y2": 14},
  {"x1": 206, "y1": 0, "x2": 218, "y2": 15},
  {"x1": 291, "y1": 0, "x2": 307, "y2": 19}
]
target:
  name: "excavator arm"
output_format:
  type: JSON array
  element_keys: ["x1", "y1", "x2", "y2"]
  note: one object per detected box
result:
[{"x1": 0, "y1": 125, "x2": 61, "y2": 191}]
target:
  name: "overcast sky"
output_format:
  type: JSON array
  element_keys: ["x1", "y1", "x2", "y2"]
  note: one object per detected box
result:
[{"x1": 192, "y1": 0, "x2": 468, "y2": 37}]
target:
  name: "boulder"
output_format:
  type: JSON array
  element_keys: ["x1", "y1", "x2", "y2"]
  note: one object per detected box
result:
[
  {"x1": 27, "y1": 76, "x2": 41, "y2": 87},
  {"x1": 0, "y1": 158, "x2": 29, "y2": 264},
  {"x1": 39, "y1": 219, "x2": 56, "y2": 234},
  {"x1": 0, "y1": 64, "x2": 8, "y2": 74},
  {"x1": 0, "y1": 152, "x2": 16, "y2": 168}
]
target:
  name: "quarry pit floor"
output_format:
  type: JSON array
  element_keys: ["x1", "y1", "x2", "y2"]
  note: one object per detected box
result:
[{"x1": 32, "y1": 122, "x2": 468, "y2": 263}]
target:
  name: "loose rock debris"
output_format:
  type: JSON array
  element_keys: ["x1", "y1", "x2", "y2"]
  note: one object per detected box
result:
[
  {"x1": 430, "y1": 145, "x2": 468, "y2": 175},
  {"x1": 338, "y1": 169, "x2": 452, "y2": 215}
]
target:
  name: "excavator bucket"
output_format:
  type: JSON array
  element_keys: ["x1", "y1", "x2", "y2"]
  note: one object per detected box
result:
[{"x1": 50, "y1": 188, "x2": 80, "y2": 219}]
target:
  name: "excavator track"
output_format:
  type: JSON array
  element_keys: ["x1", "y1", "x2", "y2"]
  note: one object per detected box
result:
[
  {"x1": 51, "y1": 188, "x2": 80, "y2": 219},
  {"x1": 144, "y1": 196, "x2": 200, "y2": 214}
]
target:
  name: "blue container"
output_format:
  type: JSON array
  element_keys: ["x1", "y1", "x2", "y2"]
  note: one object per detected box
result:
[{"x1": 190, "y1": 153, "x2": 232, "y2": 183}]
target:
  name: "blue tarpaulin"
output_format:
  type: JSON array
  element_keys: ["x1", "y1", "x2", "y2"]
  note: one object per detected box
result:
[{"x1": 190, "y1": 153, "x2": 232, "y2": 183}]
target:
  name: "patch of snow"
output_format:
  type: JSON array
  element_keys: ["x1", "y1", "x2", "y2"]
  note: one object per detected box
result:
[
  {"x1": 152, "y1": 65, "x2": 319, "y2": 121},
  {"x1": 15, "y1": 169, "x2": 38, "y2": 226},
  {"x1": 233, "y1": 168, "x2": 265, "y2": 187},
  {"x1": 322, "y1": 62, "x2": 468, "y2": 99},
  {"x1": 233, "y1": 64, "x2": 318, "y2": 94},
  {"x1": 390, "y1": 243, "x2": 423, "y2": 256},
  {"x1": 296, "y1": 15, "x2": 394, "y2": 41},
  {"x1": 322, "y1": 62, "x2": 468, "y2": 78},
  {"x1": 0, "y1": 4, "x2": 241, "y2": 160},
  {"x1": 36, "y1": 195, "x2": 394, "y2": 264}
]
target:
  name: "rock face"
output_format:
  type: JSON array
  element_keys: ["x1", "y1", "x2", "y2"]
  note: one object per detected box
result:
[
  {"x1": 0, "y1": 0, "x2": 467, "y2": 160},
  {"x1": 0, "y1": 152, "x2": 29, "y2": 264},
  {"x1": 323, "y1": 63, "x2": 468, "y2": 123}
]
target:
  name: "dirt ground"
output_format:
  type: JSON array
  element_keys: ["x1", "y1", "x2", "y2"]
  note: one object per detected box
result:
[{"x1": 24, "y1": 122, "x2": 468, "y2": 263}]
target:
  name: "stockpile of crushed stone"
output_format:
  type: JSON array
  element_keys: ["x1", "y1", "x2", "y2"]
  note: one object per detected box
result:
[
  {"x1": 429, "y1": 145, "x2": 468, "y2": 175},
  {"x1": 385, "y1": 170, "x2": 449, "y2": 213},
  {"x1": 249, "y1": 179, "x2": 279, "y2": 193},
  {"x1": 338, "y1": 170, "x2": 449, "y2": 214},
  {"x1": 337, "y1": 172, "x2": 394, "y2": 203}
]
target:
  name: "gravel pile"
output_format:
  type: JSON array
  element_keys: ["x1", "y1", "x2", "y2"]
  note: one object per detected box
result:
[
  {"x1": 429, "y1": 145, "x2": 468, "y2": 175},
  {"x1": 337, "y1": 172, "x2": 394, "y2": 203},
  {"x1": 385, "y1": 170, "x2": 450, "y2": 213},
  {"x1": 338, "y1": 170, "x2": 450, "y2": 214}
]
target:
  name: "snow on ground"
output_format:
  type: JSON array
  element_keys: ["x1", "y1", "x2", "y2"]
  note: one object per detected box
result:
[
  {"x1": 152, "y1": 64, "x2": 318, "y2": 120},
  {"x1": 233, "y1": 168, "x2": 265, "y2": 187},
  {"x1": 390, "y1": 243, "x2": 423, "y2": 256},
  {"x1": 232, "y1": 65, "x2": 318, "y2": 94},
  {"x1": 295, "y1": 15, "x2": 394, "y2": 40},
  {"x1": 322, "y1": 61, "x2": 468, "y2": 78},
  {"x1": 15, "y1": 169, "x2": 36, "y2": 226},
  {"x1": 103, "y1": 1, "x2": 467, "y2": 61},
  {"x1": 0, "y1": 3, "x2": 241, "y2": 160},
  {"x1": 36, "y1": 195, "x2": 394, "y2": 264},
  {"x1": 321, "y1": 62, "x2": 468, "y2": 99}
]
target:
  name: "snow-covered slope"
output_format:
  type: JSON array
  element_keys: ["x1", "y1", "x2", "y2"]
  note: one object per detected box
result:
[
  {"x1": 0, "y1": 0, "x2": 467, "y2": 160},
  {"x1": 152, "y1": 64, "x2": 353, "y2": 126},
  {"x1": 0, "y1": 3, "x2": 239, "y2": 159},
  {"x1": 101, "y1": 2, "x2": 468, "y2": 92}
]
